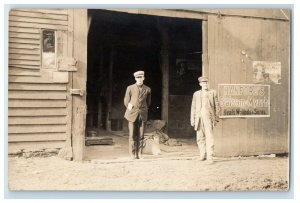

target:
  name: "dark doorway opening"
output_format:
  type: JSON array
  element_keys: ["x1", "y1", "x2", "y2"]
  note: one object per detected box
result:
[
  {"x1": 86, "y1": 10, "x2": 162, "y2": 133},
  {"x1": 167, "y1": 17, "x2": 203, "y2": 138},
  {"x1": 86, "y1": 10, "x2": 202, "y2": 138}
]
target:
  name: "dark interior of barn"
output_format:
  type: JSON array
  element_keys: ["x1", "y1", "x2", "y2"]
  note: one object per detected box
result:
[{"x1": 86, "y1": 10, "x2": 202, "y2": 137}]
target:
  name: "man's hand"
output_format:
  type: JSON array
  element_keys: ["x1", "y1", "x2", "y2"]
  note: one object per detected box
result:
[{"x1": 127, "y1": 103, "x2": 133, "y2": 110}]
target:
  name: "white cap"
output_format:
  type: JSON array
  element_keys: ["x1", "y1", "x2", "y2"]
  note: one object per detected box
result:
[
  {"x1": 198, "y1": 76, "x2": 209, "y2": 83},
  {"x1": 133, "y1": 71, "x2": 145, "y2": 78}
]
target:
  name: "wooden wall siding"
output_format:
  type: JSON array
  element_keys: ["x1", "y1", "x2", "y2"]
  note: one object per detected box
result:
[
  {"x1": 186, "y1": 9, "x2": 290, "y2": 21},
  {"x1": 8, "y1": 9, "x2": 70, "y2": 152},
  {"x1": 8, "y1": 83, "x2": 67, "y2": 90},
  {"x1": 8, "y1": 133, "x2": 66, "y2": 142},
  {"x1": 8, "y1": 108, "x2": 67, "y2": 116},
  {"x1": 8, "y1": 100, "x2": 67, "y2": 108},
  {"x1": 9, "y1": 68, "x2": 40, "y2": 76},
  {"x1": 108, "y1": 9, "x2": 208, "y2": 20},
  {"x1": 208, "y1": 15, "x2": 290, "y2": 156},
  {"x1": 9, "y1": 117, "x2": 67, "y2": 125},
  {"x1": 108, "y1": 9, "x2": 290, "y2": 22},
  {"x1": 9, "y1": 9, "x2": 68, "y2": 76},
  {"x1": 8, "y1": 141, "x2": 66, "y2": 152}
]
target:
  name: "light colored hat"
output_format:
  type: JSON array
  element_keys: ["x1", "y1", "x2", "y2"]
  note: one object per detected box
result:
[
  {"x1": 133, "y1": 71, "x2": 145, "y2": 78},
  {"x1": 198, "y1": 76, "x2": 209, "y2": 83}
]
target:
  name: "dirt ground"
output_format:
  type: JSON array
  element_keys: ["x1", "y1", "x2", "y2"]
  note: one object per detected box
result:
[{"x1": 8, "y1": 134, "x2": 289, "y2": 191}]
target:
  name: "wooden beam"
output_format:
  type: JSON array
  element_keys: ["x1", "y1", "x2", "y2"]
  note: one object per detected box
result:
[
  {"x1": 10, "y1": 10, "x2": 68, "y2": 21},
  {"x1": 8, "y1": 90, "x2": 67, "y2": 100},
  {"x1": 9, "y1": 83, "x2": 67, "y2": 91},
  {"x1": 71, "y1": 9, "x2": 87, "y2": 162},
  {"x1": 9, "y1": 42, "x2": 40, "y2": 50},
  {"x1": 9, "y1": 59, "x2": 40, "y2": 66},
  {"x1": 59, "y1": 9, "x2": 74, "y2": 161},
  {"x1": 9, "y1": 68, "x2": 40, "y2": 76},
  {"x1": 9, "y1": 54, "x2": 40, "y2": 60},
  {"x1": 8, "y1": 133, "x2": 66, "y2": 142},
  {"x1": 106, "y1": 46, "x2": 113, "y2": 132},
  {"x1": 8, "y1": 108, "x2": 67, "y2": 116},
  {"x1": 9, "y1": 69, "x2": 67, "y2": 84},
  {"x1": 9, "y1": 32, "x2": 40, "y2": 39},
  {"x1": 12, "y1": 9, "x2": 68, "y2": 15},
  {"x1": 6, "y1": 70, "x2": 43, "y2": 79},
  {"x1": 194, "y1": 9, "x2": 290, "y2": 21},
  {"x1": 9, "y1": 21, "x2": 68, "y2": 31},
  {"x1": 160, "y1": 26, "x2": 169, "y2": 128},
  {"x1": 9, "y1": 116, "x2": 67, "y2": 125},
  {"x1": 9, "y1": 48, "x2": 40, "y2": 55},
  {"x1": 9, "y1": 38, "x2": 40, "y2": 45},
  {"x1": 9, "y1": 16, "x2": 68, "y2": 26},
  {"x1": 9, "y1": 65, "x2": 40, "y2": 70},
  {"x1": 202, "y1": 21, "x2": 208, "y2": 76},
  {"x1": 97, "y1": 46, "x2": 104, "y2": 129},
  {"x1": 8, "y1": 141, "x2": 65, "y2": 152},
  {"x1": 9, "y1": 27, "x2": 40, "y2": 34},
  {"x1": 8, "y1": 99, "x2": 67, "y2": 108},
  {"x1": 106, "y1": 9, "x2": 208, "y2": 20},
  {"x1": 8, "y1": 124, "x2": 66, "y2": 134}
]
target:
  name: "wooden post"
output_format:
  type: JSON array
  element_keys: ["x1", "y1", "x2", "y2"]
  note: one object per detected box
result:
[
  {"x1": 160, "y1": 27, "x2": 169, "y2": 126},
  {"x1": 106, "y1": 46, "x2": 114, "y2": 131},
  {"x1": 71, "y1": 9, "x2": 88, "y2": 162},
  {"x1": 97, "y1": 46, "x2": 104, "y2": 128},
  {"x1": 202, "y1": 20, "x2": 209, "y2": 77},
  {"x1": 58, "y1": 9, "x2": 74, "y2": 161}
]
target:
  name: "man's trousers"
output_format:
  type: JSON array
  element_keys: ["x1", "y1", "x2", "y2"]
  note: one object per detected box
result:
[
  {"x1": 196, "y1": 117, "x2": 214, "y2": 160},
  {"x1": 128, "y1": 114, "x2": 145, "y2": 159}
]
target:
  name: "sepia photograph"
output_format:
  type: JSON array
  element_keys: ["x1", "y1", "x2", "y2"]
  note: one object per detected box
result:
[{"x1": 6, "y1": 7, "x2": 291, "y2": 192}]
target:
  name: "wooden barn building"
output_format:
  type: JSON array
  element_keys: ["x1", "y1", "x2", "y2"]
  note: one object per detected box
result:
[{"x1": 7, "y1": 8, "x2": 291, "y2": 161}]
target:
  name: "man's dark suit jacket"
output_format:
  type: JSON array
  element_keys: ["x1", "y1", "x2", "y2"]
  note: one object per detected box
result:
[{"x1": 124, "y1": 84, "x2": 151, "y2": 122}]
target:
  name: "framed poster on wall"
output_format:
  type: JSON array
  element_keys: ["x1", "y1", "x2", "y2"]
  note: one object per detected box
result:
[{"x1": 218, "y1": 84, "x2": 270, "y2": 118}]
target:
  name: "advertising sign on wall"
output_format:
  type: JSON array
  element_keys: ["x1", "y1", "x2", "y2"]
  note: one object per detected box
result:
[
  {"x1": 253, "y1": 61, "x2": 281, "y2": 84},
  {"x1": 218, "y1": 84, "x2": 270, "y2": 118}
]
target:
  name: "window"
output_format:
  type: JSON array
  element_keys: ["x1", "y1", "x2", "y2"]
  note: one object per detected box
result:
[{"x1": 42, "y1": 29, "x2": 56, "y2": 68}]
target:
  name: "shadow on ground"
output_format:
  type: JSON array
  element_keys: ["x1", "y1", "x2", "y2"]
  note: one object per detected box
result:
[{"x1": 84, "y1": 130, "x2": 199, "y2": 161}]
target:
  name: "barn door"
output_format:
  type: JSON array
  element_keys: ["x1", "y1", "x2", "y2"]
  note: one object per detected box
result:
[{"x1": 207, "y1": 13, "x2": 290, "y2": 156}]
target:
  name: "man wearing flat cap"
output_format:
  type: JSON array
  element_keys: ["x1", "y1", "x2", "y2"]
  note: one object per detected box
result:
[
  {"x1": 190, "y1": 76, "x2": 219, "y2": 164},
  {"x1": 124, "y1": 71, "x2": 151, "y2": 159}
]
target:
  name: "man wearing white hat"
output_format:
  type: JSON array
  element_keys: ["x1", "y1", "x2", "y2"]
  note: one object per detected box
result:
[
  {"x1": 190, "y1": 76, "x2": 219, "y2": 164},
  {"x1": 124, "y1": 71, "x2": 151, "y2": 159}
]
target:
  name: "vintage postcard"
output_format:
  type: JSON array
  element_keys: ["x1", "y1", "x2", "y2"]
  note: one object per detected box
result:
[{"x1": 7, "y1": 8, "x2": 290, "y2": 191}]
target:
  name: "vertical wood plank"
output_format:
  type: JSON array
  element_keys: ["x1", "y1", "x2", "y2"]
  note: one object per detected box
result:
[
  {"x1": 106, "y1": 47, "x2": 113, "y2": 131},
  {"x1": 71, "y1": 9, "x2": 87, "y2": 162},
  {"x1": 208, "y1": 16, "x2": 223, "y2": 155},
  {"x1": 160, "y1": 26, "x2": 169, "y2": 130},
  {"x1": 275, "y1": 20, "x2": 290, "y2": 152},
  {"x1": 245, "y1": 19, "x2": 260, "y2": 154},
  {"x1": 215, "y1": 16, "x2": 235, "y2": 156},
  {"x1": 244, "y1": 20, "x2": 257, "y2": 155},
  {"x1": 202, "y1": 20, "x2": 208, "y2": 76},
  {"x1": 97, "y1": 46, "x2": 104, "y2": 128},
  {"x1": 61, "y1": 8, "x2": 74, "y2": 161}
]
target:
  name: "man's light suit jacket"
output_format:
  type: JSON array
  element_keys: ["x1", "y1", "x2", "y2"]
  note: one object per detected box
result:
[{"x1": 190, "y1": 89, "x2": 220, "y2": 131}]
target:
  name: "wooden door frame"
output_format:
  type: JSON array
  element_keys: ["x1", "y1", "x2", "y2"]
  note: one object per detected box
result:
[
  {"x1": 202, "y1": 20, "x2": 209, "y2": 77},
  {"x1": 70, "y1": 9, "x2": 208, "y2": 161},
  {"x1": 71, "y1": 9, "x2": 88, "y2": 162}
]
